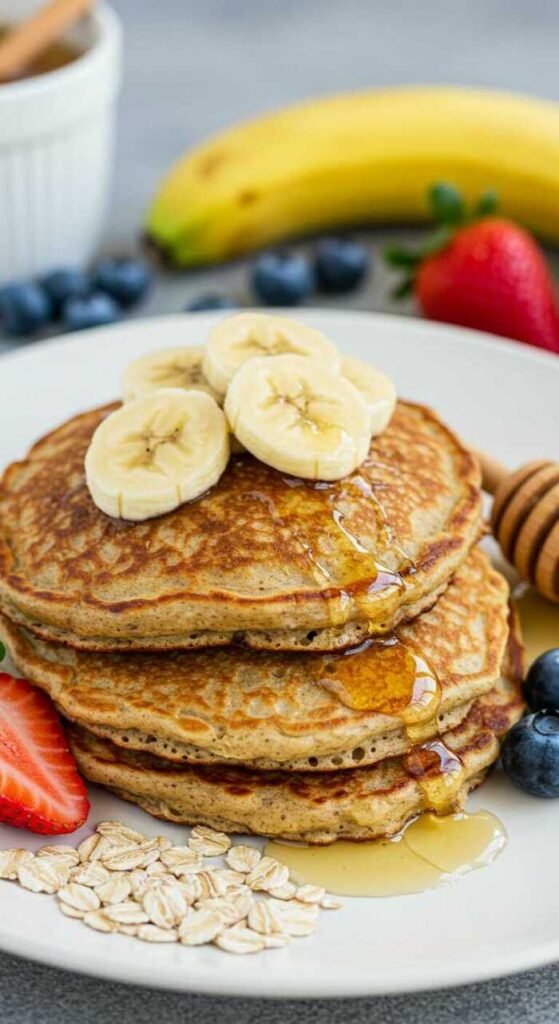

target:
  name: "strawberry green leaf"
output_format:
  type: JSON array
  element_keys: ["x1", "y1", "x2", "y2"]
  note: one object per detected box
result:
[
  {"x1": 391, "y1": 278, "x2": 414, "y2": 299},
  {"x1": 429, "y1": 183, "x2": 465, "y2": 226},
  {"x1": 383, "y1": 246, "x2": 419, "y2": 268},
  {"x1": 0, "y1": 642, "x2": 4, "y2": 661},
  {"x1": 475, "y1": 189, "x2": 499, "y2": 217}
]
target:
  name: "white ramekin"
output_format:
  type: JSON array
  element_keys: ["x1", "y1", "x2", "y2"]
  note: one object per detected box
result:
[{"x1": 0, "y1": 1, "x2": 122, "y2": 284}]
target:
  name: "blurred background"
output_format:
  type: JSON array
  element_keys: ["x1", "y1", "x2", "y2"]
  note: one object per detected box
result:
[{"x1": 2, "y1": 0, "x2": 559, "y2": 345}]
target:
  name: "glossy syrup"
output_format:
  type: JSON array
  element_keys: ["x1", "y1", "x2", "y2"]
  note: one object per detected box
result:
[
  {"x1": 513, "y1": 584, "x2": 559, "y2": 666},
  {"x1": 313, "y1": 637, "x2": 441, "y2": 745},
  {"x1": 265, "y1": 810, "x2": 506, "y2": 898}
]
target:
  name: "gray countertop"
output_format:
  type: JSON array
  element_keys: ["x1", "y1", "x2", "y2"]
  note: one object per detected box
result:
[{"x1": 2, "y1": 1, "x2": 559, "y2": 1019}]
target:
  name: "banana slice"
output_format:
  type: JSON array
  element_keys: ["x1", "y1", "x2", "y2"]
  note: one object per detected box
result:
[
  {"x1": 123, "y1": 346, "x2": 220, "y2": 403},
  {"x1": 341, "y1": 355, "x2": 397, "y2": 436},
  {"x1": 225, "y1": 354, "x2": 370, "y2": 480},
  {"x1": 85, "y1": 388, "x2": 229, "y2": 521},
  {"x1": 204, "y1": 312, "x2": 340, "y2": 396}
]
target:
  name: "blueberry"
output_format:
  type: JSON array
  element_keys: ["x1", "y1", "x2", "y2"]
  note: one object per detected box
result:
[
  {"x1": 502, "y1": 710, "x2": 559, "y2": 797},
  {"x1": 186, "y1": 294, "x2": 237, "y2": 312},
  {"x1": 525, "y1": 649, "x2": 559, "y2": 712},
  {"x1": 63, "y1": 292, "x2": 120, "y2": 332},
  {"x1": 41, "y1": 268, "x2": 90, "y2": 314},
  {"x1": 315, "y1": 237, "x2": 369, "y2": 294},
  {"x1": 0, "y1": 282, "x2": 52, "y2": 337},
  {"x1": 252, "y1": 250, "x2": 315, "y2": 306},
  {"x1": 94, "y1": 258, "x2": 151, "y2": 309}
]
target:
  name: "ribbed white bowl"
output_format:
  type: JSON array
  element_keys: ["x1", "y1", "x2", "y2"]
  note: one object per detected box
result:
[{"x1": 0, "y1": 1, "x2": 122, "y2": 284}]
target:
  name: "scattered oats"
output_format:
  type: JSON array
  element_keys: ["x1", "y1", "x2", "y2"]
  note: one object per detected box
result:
[
  {"x1": 178, "y1": 908, "x2": 223, "y2": 945},
  {"x1": 263, "y1": 934, "x2": 291, "y2": 949},
  {"x1": 188, "y1": 825, "x2": 231, "y2": 857},
  {"x1": 246, "y1": 857, "x2": 289, "y2": 893},
  {"x1": 137, "y1": 924, "x2": 178, "y2": 943},
  {"x1": 226, "y1": 845, "x2": 261, "y2": 874},
  {"x1": 37, "y1": 846, "x2": 79, "y2": 867},
  {"x1": 215, "y1": 924, "x2": 265, "y2": 955},
  {"x1": 213, "y1": 868, "x2": 246, "y2": 889},
  {"x1": 102, "y1": 846, "x2": 146, "y2": 872},
  {"x1": 58, "y1": 901, "x2": 85, "y2": 920},
  {"x1": 103, "y1": 902, "x2": 149, "y2": 926},
  {"x1": 320, "y1": 895, "x2": 343, "y2": 910},
  {"x1": 247, "y1": 901, "x2": 284, "y2": 936},
  {"x1": 0, "y1": 849, "x2": 33, "y2": 880},
  {"x1": 135, "y1": 838, "x2": 162, "y2": 867},
  {"x1": 96, "y1": 875, "x2": 132, "y2": 906},
  {"x1": 129, "y1": 869, "x2": 150, "y2": 898},
  {"x1": 143, "y1": 885, "x2": 187, "y2": 929},
  {"x1": 174, "y1": 874, "x2": 201, "y2": 904},
  {"x1": 296, "y1": 885, "x2": 326, "y2": 905},
  {"x1": 78, "y1": 834, "x2": 112, "y2": 863},
  {"x1": 96, "y1": 821, "x2": 145, "y2": 844},
  {"x1": 0, "y1": 819, "x2": 343, "y2": 956},
  {"x1": 195, "y1": 892, "x2": 253, "y2": 926},
  {"x1": 17, "y1": 858, "x2": 61, "y2": 894},
  {"x1": 58, "y1": 883, "x2": 101, "y2": 913},
  {"x1": 154, "y1": 836, "x2": 173, "y2": 853},
  {"x1": 145, "y1": 860, "x2": 168, "y2": 876},
  {"x1": 70, "y1": 862, "x2": 111, "y2": 888},
  {"x1": 268, "y1": 882, "x2": 296, "y2": 901},
  {"x1": 268, "y1": 899, "x2": 318, "y2": 937},
  {"x1": 196, "y1": 870, "x2": 228, "y2": 899},
  {"x1": 160, "y1": 847, "x2": 202, "y2": 876},
  {"x1": 83, "y1": 909, "x2": 119, "y2": 933}
]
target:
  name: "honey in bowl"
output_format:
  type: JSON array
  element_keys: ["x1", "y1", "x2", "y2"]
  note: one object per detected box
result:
[{"x1": 0, "y1": 25, "x2": 81, "y2": 83}]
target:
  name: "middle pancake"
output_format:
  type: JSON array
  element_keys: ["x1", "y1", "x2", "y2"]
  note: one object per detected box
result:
[{"x1": 0, "y1": 547, "x2": 509, "y2": 773}]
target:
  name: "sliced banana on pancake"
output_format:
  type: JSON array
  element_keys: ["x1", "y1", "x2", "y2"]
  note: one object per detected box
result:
[
  {"x1": 225, "y1": 354, "x2": 370, "y2": 480},
  {"x1": 204, "y1": 312, "x2": 340, "y2": 396},
  {"x1": 123, "y1": 346, "x2": 220, "y2": 403},
  {"x1": 85, "y1": 388, "x2": 229, "y2": 521},
  {"x1": 341, "y1": 355, "x2": 397, "y2": 436}
]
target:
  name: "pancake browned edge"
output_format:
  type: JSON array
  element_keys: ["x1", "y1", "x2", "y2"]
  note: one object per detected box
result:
[
  {"x1": 68, "y1": 618, "x2": 525, "y2": 844},
  {"x1": 0, "y1": 399, "x2": 482, "y2": 652},
  {"x1": 0, "y1": 548, "x2": 510, "y2": 773}
]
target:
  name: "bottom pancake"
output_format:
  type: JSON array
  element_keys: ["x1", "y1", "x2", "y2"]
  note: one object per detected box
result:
[{"x1": 69, "y1": 646, "x2": 524, "y2": 844}]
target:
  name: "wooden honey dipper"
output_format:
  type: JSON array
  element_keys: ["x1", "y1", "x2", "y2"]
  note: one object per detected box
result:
[{"x1": 477, "y1": 452, "x2": 559, "y2": 603}]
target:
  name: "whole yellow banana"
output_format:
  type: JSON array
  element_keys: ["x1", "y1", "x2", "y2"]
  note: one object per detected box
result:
[{"x1": 146, "y1": 86, "x2": 559, "y2": 266}]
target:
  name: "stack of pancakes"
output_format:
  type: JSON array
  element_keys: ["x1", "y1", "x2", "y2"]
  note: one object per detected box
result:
[{"x1": 0, "y1": 399, "x2": 524, "y2": 843}]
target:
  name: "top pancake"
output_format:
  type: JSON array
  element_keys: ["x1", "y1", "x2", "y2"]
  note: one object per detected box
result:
[{"x1": 0, "y1": 399, "x2": 481, "y2": 650}]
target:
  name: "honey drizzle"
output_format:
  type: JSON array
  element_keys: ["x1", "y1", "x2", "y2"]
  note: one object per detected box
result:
[
  {"x1": 314, "y1": 637, "x2": 442, "y2": 745},
  {"x1": 404, "y1": 740, "x2": 466, "y2": 816}
]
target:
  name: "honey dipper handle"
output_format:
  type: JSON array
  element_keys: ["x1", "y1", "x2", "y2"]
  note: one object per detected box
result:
[
  {"x1": 475, "y1": 450, "x2": 509, "y2": 496},
  {"x1": 0, "y1": 0, "x2": 94, "y2": 82}
]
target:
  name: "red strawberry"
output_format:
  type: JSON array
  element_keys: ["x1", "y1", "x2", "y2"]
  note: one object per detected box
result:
[
  {"x1": 386, "y1": 184, "x2": 559, "y2": 354},
  {"x1": 0, "y1": 672, "x2": 89, "y2": 834}
]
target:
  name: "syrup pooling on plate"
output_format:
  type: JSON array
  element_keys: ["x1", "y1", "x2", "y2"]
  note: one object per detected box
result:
[
  {"x1": 513, "y1": 584, "x2": 559, "y2": 666},
  {"x1": 265, "y1": 811, "x2": 506, "y2": 898},
  {"x1": 315, "y1": 637, "x2": 441, "y2": 744}
]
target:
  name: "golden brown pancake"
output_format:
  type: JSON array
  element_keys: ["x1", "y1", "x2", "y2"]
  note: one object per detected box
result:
[
  {"x1": 68, "y1": 629, "x2": 525, "y2": 843},
  {"x1": 0, "y1": 399, "x2": 481, "y2": 651},
  {"x1": 0, "y1": 548, "x2": 509, "y2": 772}
]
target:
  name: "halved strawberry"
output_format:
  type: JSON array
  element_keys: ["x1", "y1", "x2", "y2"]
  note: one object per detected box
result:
[{"x1": 0, "y1": 672, "x2": 89, "y2": 834}]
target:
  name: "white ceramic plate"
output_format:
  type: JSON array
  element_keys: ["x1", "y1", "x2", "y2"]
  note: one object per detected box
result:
[{"x1": 0, "y1": 311, "x2": 558, "y2": 998}]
